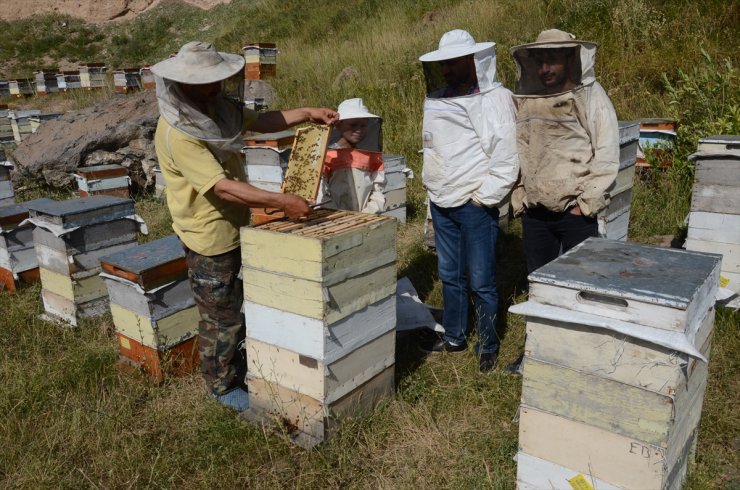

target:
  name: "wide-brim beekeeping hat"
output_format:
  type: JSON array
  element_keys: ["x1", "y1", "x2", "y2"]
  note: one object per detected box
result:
[
  {"x1": 151, "y1": 41, "x2": 245, "y2": 84},
  {"x1": 337, "y1": 98, "x2": 381, "y2": 120},
  {"x1": 419, "y1": 29, "x2": 495, "y2": 62},
  {"x1": 510, "y1": 29, "x2": 597, "y2": 55}
]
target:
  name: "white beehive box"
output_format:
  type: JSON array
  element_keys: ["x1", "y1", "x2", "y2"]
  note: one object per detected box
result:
[
  {"x1": 686, "y1": 135, "x2": 740, "y2": 294},
  {"x1": 511, "y1": 238, "x2": 721, "y2": 490}
]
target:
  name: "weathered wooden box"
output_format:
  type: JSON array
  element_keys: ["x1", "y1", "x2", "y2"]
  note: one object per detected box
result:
[
  {"x1": 29, "y1": 196, "x2": 135, "y2": 230},
  {"x1": 686, "y1": 136, "x2": 740, "y2": 292},
  {"x1": 518, "y1": 404, "x2": 699, "y2": 490},
  {"x1": 528, "y1": 238, "x2": 720, "y2": 333},
  {"x1": 0, "y1": 161, "x2": 14, "y2": 203},
  {"x1": 241, "y1": 210, "x2": 397, "y2": 324},
  {"x1": 0, "y1": 198, "x2": 54, "y2": 292},
  {"x1": 100, "y1": 235, "x2": 198, "y2": 364},
  {"x1": 74, "y1": 164, "x2": 130, "y2": 198},
  {"x1": 512, "y1": 238, "x2": 721, "y2": 489},
  {"x1": 246, "y1": 328, "x2": 394, "y2": 404},
  {"x1": 245, "y1": 365, "x2": 394, "y2": 448},
  {"x1": 597, "y1": 121, "x2": 640, "y2": 241},
  {"x1": 116, "y1": 332, "x2": 198, "y2": 381},
  {"x1": 380, "y1": 154, "x2": 410, "y2": 223}
]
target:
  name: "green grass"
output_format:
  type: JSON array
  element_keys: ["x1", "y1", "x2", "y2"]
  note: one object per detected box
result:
[{"x1": 1, "y1": 0, "x2": 739, "y2": 487}]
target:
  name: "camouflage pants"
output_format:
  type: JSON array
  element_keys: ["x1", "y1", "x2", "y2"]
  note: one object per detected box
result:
[{"x1": 185, "y1": 247, "x2": 245, "y2": 396}]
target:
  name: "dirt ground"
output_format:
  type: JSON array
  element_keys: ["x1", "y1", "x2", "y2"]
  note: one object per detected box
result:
[{"x1": 0, "y1": 0, "x2": 231, "y2": 23}]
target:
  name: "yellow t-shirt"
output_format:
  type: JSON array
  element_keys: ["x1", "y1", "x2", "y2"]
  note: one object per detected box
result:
[{"x1": 154, "y1": 111, "x2": 258, "y2": 256}]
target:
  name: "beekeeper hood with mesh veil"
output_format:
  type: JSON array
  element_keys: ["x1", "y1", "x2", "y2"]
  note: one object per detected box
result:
[
  {"x1": 510, "y1": 29, "x2": 597, "y2": 95},
  {"x1": 508, "y1": 29, "x2": 619, "y2": 218},
  {"x1": 318, "y1": 98, "x2": 386, "y2": 213},
  {"x1": 151, "y1": 41, "x2": 245, "y2": 162},
  {"x1": 419, "y1": 30, "x2": 519, "y2": 208}
]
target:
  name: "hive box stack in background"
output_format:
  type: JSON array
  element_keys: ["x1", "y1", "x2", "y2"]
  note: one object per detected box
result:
[
  {"x1": 100, "y1": 234, "x2": 199, "y2": 380},
  {"x1": 0, "y1": 199, "x2": 54, "y2": 292},
  {"x1": 10, "y1": 110, "x2": 40, "y2": 143},
  {"x1": 510, "y1": 238, "x2": 720, "y2": 490},
  {"x1": 140, "y1": 66, "x2": 155, "y2": 90},
  {"x1": 34, "y1": 70, "x2": 59, "y2": 95},
  {"x1": 637, "y1": 118, "x2": 677, "y2": 168},
  {"x1": 0, "y1": 150, "x2": 13, "y2": 206},
  {"x1": 79, "y1": 63, "x2": 107, "y2": 90},
  {"x1": 240, "y1": 210, "x2": 397, "y2": 447},
  {"x1": 242, "y1": 43, "x2": 277, "y2": 80},
  {"x1": 30, "y1": 196, "x2": 140, "y2": 326},
  {"x1": 74, "y1": 164, "x2": 130, "y2": 198},
  {"x1": 113, "y1": 68, "x2": 142, "y2": 94},
  {"x1": 243, "y1": 130, "x2": 295, "y2": 225},
  {"x1": 686, "y1": 135, "x2": 740, "y2": 298},
  {"x1": 597, "y1": 121, "x2": 640, "y2": 241},
  {"x1": 0, "y1": 108, "x2": 14, "y2": 143},
  {"x1": 380, "y1": 154, "x2": 412, "y2": 223},
  {"x1": 153, "y1": 166, "x2": 167, "y2": 199}
]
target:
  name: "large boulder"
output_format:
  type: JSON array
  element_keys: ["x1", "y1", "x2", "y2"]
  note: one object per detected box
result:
[{"x1": 13, "y1": 90, "x2": 160, "y2": 191}]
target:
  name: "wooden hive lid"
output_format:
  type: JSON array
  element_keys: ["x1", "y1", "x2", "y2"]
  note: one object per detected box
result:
[
  {"x1": 0, "y1": 198, "x2": 55, "y2": 228},
  {"x1": 75, "y1": 164, "x2": 128, "y2": 179},
  {"x1": 244, "y1": 130, "x2": 295, "y2": 148},
  {"x1": 28, "y1": 195, "x2": 135, "y2": 229},
  {"x1": 529, "y1": 237, "x2": 721, "y2": 310},
  {"x1": 100, "y1": 234, "x2": 187, "y2": 289}
]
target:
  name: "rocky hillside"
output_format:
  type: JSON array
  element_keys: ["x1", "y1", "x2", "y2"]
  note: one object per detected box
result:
[{"x1": 0, "y1": 0, "x2": 231, "y2": 22}]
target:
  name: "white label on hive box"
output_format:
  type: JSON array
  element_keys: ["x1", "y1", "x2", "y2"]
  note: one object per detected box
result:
[{"x1": 119, "y1": 336, "x2": 131, "y2": 350}]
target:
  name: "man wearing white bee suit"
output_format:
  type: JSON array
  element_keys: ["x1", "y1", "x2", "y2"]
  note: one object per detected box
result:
[{"x1": 418, "y1": 30, "x2": 519, "y2": 372}]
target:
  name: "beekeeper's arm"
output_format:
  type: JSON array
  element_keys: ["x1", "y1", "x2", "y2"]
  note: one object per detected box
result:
[{"x1": 576, "y1": 83, "x2": 619, "y2": 217}]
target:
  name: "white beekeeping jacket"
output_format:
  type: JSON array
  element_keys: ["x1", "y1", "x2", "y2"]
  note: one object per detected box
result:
[{"x1": 420, "y1": 45, "x2": 519, "y2": 208}]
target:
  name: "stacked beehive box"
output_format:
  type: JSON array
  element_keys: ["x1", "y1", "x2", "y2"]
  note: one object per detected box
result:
[
  {"x1": 242, "y1": 43, "x2": 277, "y2": 80},
  {"x1": 510, "y1": 238, "x2": 720, "y2": 489},
  {"x1": 79, "y1": 63, "x2": 107, "y2": 89},
  {"x1": 56, "y1": 71, "x2": 82, "y2": 91},
  {"x1": 243, "y1": 130, "x2": 294, "y2": 192},
  {"x1": 34, "y1": 69, "x2": 59, "y2": 95},
  {"x1": 380, "y1": 154, "x2": 412, "y2": 223},
  {"x1": 243, "y1": 130, "x2": 295, "y2": 225},
  {"x1": 0, "y1": 80, "x2": 9, "y2": 97},
  {"x1": 100, "y1": 234, "x2": 200, "y2": 379},
  {"x1": 153, "y1": 166, "x2": 166, "y2": 199},
  {"x1": 74, "y1": 164, "x2": 130, "y2": 198},
  {"x1": 10, "y1": 110, "x2": 40, "y2": 142},
  {"x1": 0, "y1": 198, "x2": 54, "y2": 292},
  {"x1": 597, "y1": 121, "x2": 640, "y2": 241},
  {"x1": 240, "y1": 210, "x2": 397, "y2": 447},
  {"x1": 140, "y1": 66, "x2": 155, "y2": 90},
  {"x1": 0, "y1": 108, "x2": 13, "y2": 143},
  {"x1": 686, "y1": 135, "x2": 740, "y2": 296},
  {"x1": 29, "y1": 196, "x2": 140, "y2": 326},
  {"x1": 8, "y1": 79, "x2": 34, "y2": 97},
  {"x1": 113, "y1": 68, "x2": 142, "y2": 94},
  {"x1": 637, "y1": 118, "x2": 677, "y2": 168},
  {"x1": 0, "y1": 152, "x2": 13, "y2": 206}
]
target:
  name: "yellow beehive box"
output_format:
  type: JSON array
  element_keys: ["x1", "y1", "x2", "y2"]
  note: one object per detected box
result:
[{"x1": 241, "y1": 210, "x2": 397, "y2": 324}]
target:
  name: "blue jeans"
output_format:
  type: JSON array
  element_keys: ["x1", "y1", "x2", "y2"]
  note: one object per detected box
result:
[{"x1": 430, "y1": 200, "x2": 500, "y2": 354}]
